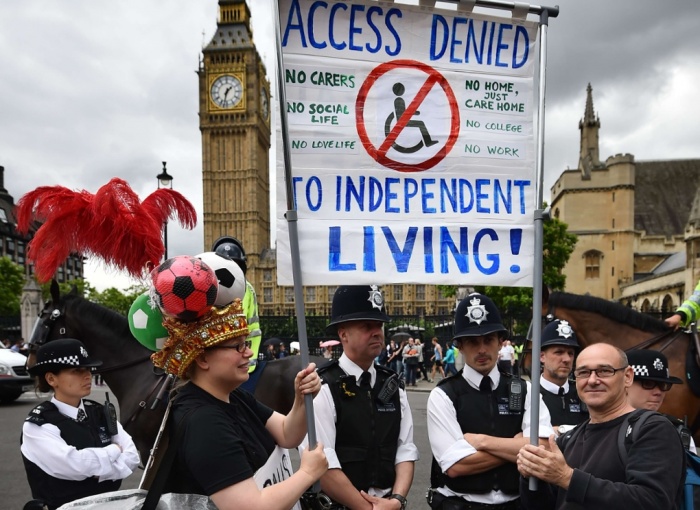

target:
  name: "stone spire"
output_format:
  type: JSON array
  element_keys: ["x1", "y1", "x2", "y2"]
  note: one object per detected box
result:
[{"x1": 578, "y1": 83, "x2": 601, "y2": 179}]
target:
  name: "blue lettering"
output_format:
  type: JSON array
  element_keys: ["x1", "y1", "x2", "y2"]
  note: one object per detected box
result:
[
  {"x1": 421, "y1": 178, "x2": 436, "y2": 213},
  {"x1": 475, "y1": 179, "x2": 490, "y2": 213},
  {"x1": 385, "y1": 8, "x2": 402, "y2": 56},
  {"x1": 512, "y1": 26, "x2": 529, "y2": 68},
  {"x1": 441, "y1": 178, "x2": 457, "y2": 212},
  {"x1": 385, "y1": 177, "x2": 400, "y2": 213},
  {"x1": 328, "y1": 227, "x2": 356, "y2": 271},
  {"x1": 292, "y1": 176, "x2": 303, "y2": 210},
  {"x1": 335, "y1": 175, "x2": 341, "y2": 211},
  {"x1": 404, "y1": 178, "x2": 418, "y2": 212},
  {"x1": 363, "y1": 226, "x2": 376, "y2": 271},
  {"x1": 459, "y1": 179, "x2": 474, "y2": 213},
  {"x1": 514, "y1": 180, "x2": 530, "y2": 213},
  {"x1": 494, "y1": 24, "x2": 512, "y2": 67},
  {"x1": 365, "y1": 6, "x2": 383, "y2": 53},
  {"x1": 308, "y1": 2, "x2": 328, "y2": 49},
  {"x1": 466, "y1": 20, "x2": 487, "y2": 64},
  {"x1": 474, "y1": 228, "x2": 499, "y2": 274},
  {"x1": 382, "y1": 226, "x2": 417, "y2": 272},
  {"x1": 494, "y1": 179, "x2": 511, "y2": 214},
  {"x1": 430, "y1": 14, "x2": 448, "y2": 60},
  {"x1": 369, "y1": 177, "x2": 383, "y2": 211},
  {"x1": 450, "y1": 17, "x2": 467, "y2": 63},
  {"x1": 424, "y1": 226, "x2": 434, "y2": 273},
  {"x1": 306, "y1": 176, "x2": 322, "y2": 211},
  {"x1": 440, "y1": 227, "x2": 469, "y2": 273},
  {"x1": 282, "y1": 0, "x2": 306, "y2": 48},
  {"x1": 348, "y1": 4, "x2": 365, "y2": 51},
  {"x1": 329, "y1": 3, "x2": 348, "y2": 50},
  {"x1": 345, "y1": 176, "x2": 365, "y2": 211}
]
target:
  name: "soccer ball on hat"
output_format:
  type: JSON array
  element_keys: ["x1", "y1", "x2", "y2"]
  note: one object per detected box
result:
[
  {"x1": 128, "y1": 292, "x2": 169, "y2": 351},
  {"x1": 151, "y1": 255, "x2": 219, "y2": 322},
  {"x1": 195, "y1": 251, "x2": 246, "y2": 307}
]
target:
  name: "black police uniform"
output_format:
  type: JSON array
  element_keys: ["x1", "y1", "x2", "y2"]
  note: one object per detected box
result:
[{"x1": 21, "y1": 400, "x2": 121, "y2": 510}]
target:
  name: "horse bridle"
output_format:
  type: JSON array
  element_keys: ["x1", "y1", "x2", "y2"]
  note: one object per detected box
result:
[{"x1": 29, "y1": 302, "x2": 154, "y2": 373}]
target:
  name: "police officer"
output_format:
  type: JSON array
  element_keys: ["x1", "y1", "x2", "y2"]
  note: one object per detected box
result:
[
  {"x1": 21, "y1": 339, "x2": 139, "y2": 510},
  {"x1": 539, "y1": 319, "x2": 589, "y2": 432},
  {"x1": 305, "y1": 285, "x2": 418, "y2": 510},
  {"x1": 212, "y1": 235, "x2": 261, "y2": 371},
  {"x1": 627, "y1": 349, "x2": 695, "y2": 452},
  {"x1": 427, "y1": 293, "x2": 554, "y2": 510}
]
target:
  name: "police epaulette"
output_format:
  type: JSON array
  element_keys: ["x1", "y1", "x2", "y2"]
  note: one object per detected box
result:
[
  {"x1": 316, "y1": 359, "x2": 340, "y2": 374},
  {"x1": 83, "y1": 399, "x2": 101, "y2": 408},
  {"x1": 25, "y1": 401, "x2": 57, "y2": 425},
  {"x1": 375, "y1": 363, "x2": 405, "y2": 389}
]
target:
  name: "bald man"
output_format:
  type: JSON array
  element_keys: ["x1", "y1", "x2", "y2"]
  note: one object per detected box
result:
[{"x1": 517, "y1": 343, "x2": 685, "y2": 509}]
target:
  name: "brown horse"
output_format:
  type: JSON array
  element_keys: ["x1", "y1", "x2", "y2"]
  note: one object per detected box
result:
[
  {"x1": 27, "y1": 282, "x2": 325, "y2": 464},
  {"x1": 520, "y1": 291, "x2": 700, "y2": 438}
]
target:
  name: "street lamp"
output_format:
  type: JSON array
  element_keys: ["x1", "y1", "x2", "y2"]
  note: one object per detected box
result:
[{"x1": 156, "y1": 161, "x2": 173, "y2": 260}]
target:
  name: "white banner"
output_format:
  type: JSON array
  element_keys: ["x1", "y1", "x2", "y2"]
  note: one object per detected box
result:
[
  {"x1": 253, "y1": 445, "x2": 302, "y2": 510},
  {"x1": 277, "y1": 0, "x2": 539, "y2": 286}
]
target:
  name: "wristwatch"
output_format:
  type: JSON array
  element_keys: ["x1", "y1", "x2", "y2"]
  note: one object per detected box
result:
[{"x1": 388, "y1": 494, "x2": 407, "y2": 509}]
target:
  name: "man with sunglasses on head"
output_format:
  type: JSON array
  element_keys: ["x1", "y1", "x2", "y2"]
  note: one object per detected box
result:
[
  {"x1": 627, "y1": 349, "x2": 696, "y2": 453},
  {"x1": 517, "y1": 343, "x2": 685, "y2": 509}
]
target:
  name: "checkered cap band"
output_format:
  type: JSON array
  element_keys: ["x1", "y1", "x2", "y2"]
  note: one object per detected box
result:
[
  {"x1": 632, "y1": 365, "x2": 649, "y2": 377},
  {"x1": 33, "y1": 355, "x2": 80, "y2": 368}
]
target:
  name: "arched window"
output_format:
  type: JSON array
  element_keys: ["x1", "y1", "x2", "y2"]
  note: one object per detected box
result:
[
  {"x1": 662, "y1": 294, "x2": 674, "y2": 314},
  {"x1": 641, "y1": 299, "x2": 651, "y2": 313},
  {"x1": 583, "y1": 250, "x2": 602, "y2": 279}
]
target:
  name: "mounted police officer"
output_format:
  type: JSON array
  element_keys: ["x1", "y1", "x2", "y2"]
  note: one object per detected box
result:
[
  {"x1": 304, "y1": 285, "x2": 418, "y2": 510},
  {"x1": 21, "y1": 339, "x2": 139, "y2": 510},
  {"x1": 539, "y1": 319, "x2": 589, "y2": 433},
  {"x1": 427, "y1": 292, "x2": 554, "y2": 510},
  {"x1": 212, "y1": 235, "x2": 261, "y2": 371}
]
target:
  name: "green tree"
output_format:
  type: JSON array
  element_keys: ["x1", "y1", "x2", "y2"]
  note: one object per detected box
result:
[
  {"x1": 88, "y1": 284, "x2": 147, "y2": 316},
  {"x1": 437, "y1": 215, "x2": 578, "y2": 335},
  {"x1": 0, "y1": 256, "x2": 25, "y2": 315}
]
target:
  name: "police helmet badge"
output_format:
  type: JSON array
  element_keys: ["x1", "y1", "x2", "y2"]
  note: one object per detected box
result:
[
  {"x1": 466, "y1": 296, "x2": 489, "y2": 325},
  {"x1": 556, "y1": 320, "x2": 574, "y2": 339},
  {"x1": 653, "y1": 358, "x2": 664, "y2": 371},
  {"x1": 368, "y1": 285, "x2": 384, "y2": 311}
]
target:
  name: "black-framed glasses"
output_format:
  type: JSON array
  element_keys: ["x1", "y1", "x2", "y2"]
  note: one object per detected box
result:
[
  {"x1": 573, "y1": 366, "x2": 628, "y2": 379},
  {"x1": 207, "y1": 340, "x2": 252, "y2": 353},
  {"x1": 640, "y1": 380, "x2": 673, "y2": 392}
]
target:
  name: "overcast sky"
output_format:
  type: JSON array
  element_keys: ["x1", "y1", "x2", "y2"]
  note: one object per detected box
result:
[{"x1": 1, "y1": 0, "x2": 698, "y2": 291}]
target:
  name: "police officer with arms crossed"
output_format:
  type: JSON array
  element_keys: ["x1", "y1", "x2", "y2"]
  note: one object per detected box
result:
[
  {"x1": 427, "y1": 293, "x2": 554, "y2": 510},
  {"x1": 21, "y1": 339, "x2": 139, "y2": 510},
  {"x1": 212, "y1": 236, "x2": 262, "y2": 371},
  {"x1": 538, "y1": 320, "x2": 589, "y2": 433},
  {"x1": 304, "y1": 285, "x2": 419, "y2": 510}
]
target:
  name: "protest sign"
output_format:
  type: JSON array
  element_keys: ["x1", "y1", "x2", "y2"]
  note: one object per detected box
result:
[{"x1": 276, "y1": 0, "x2": 539, "y2": 286}]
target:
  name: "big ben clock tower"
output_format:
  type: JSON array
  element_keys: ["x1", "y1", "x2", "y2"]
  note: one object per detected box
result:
[{"x1": 199, "y1": 0, "x2": 271, "y2": 287}]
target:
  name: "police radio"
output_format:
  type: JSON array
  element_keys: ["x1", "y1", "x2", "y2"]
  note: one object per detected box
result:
[
  {"x1": 508, "y1": 379, "x2": 523, "y2": 412},
  {"x1": 377, "y1": 374, "x2": 399, "y2": 404},
  {"x1": 104, "y1": 392, "x2": 119, "y2": 436}
]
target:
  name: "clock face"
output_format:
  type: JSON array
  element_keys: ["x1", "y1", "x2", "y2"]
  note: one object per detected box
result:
[
  {"x1": 210, "y1": 75, "x2": 243, "y2": 109},
  {"x1": 261, "y1": 87, "x2": 269, "y2": 121}
]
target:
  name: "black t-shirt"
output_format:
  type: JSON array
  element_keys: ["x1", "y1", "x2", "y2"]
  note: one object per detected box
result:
[
  {"x1": 520, "y1": 412, "x2": 685, "y2": 509},
  {"x1": 167, "y1": 383, "x2": 276, "y2": 496}
]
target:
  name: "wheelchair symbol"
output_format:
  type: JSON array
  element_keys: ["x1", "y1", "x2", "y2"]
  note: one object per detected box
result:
[{"x1": 384, "y1": 82, "x2": 440, "y2": 154}]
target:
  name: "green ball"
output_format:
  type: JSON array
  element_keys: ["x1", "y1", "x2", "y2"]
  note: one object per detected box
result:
[{"x1": 128, "y1": 292, "x2": 169, "y2": 351}]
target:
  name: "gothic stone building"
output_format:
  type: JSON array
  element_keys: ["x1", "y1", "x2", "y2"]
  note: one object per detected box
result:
[{"x1": 551, "y1": 84, "x2": 700, "y2": 313}]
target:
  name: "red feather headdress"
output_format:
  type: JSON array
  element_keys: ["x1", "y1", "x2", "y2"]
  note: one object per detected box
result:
[{"x1": 15, "y1": 178, "x2": 197, "y2": 282}]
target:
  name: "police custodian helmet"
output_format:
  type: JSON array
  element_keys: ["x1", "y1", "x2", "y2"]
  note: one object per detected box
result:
[
  {"x1": 453, "y1": 292, "x2": 508, "y2": 340},
  {"x1": 541, "y1": 319, "x2": 580, "y2": 349},
  {"x1": 211, "y1": 236, "x2": 247, "y2": 274},
  {"x1": 326, "y1": 285, "x2": 390, "y2": 335}
]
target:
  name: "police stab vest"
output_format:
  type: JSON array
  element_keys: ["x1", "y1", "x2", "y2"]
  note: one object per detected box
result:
[
  {"x1": 540, "y1": 385, "x2": 588, "y2": 427},
  {"x1": 319, "y1": 361, "x2": 401, "y2": 492},
  {"x1": 431, "y1": 372, "x2": 525, "y2": 495},
  {"x1": 21, "y1": 399, "x2": 121, "y2": 510}
]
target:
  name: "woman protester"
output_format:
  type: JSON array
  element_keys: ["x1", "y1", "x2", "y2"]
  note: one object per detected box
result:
[
  {"x1": 151, "y1": 299, "x2": 328, "y2": 510},
  {"x1": 21, "y1": 339, "x2": 140, "y2": 510}
]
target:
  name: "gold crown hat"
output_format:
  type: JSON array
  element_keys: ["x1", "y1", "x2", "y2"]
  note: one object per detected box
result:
[{"x1": 151, "y1": 298, "x2": 249, "y2": 377}]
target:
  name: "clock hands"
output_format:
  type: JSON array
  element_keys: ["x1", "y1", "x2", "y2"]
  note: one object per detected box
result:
[{"x1": 223, "y1": 85, "x2": 232, "y2": 100}]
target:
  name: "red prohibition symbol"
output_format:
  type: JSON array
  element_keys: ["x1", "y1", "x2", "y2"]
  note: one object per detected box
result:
[{"x1": 356, "y1": 59, "x2": 460, "y2": 173}]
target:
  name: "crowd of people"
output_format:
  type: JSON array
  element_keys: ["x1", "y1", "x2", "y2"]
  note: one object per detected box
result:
[{"x1": 19, "y1": 284, "x2": 695, "y2": 510}]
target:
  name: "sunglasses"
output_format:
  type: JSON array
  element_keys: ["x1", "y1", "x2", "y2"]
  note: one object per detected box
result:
[
  {"x1": 639, "y1": 379, "x2": 673, "y2": 392},
  {"x1": 207, "y1": 340, "x2": 252, "y2": 353}
]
